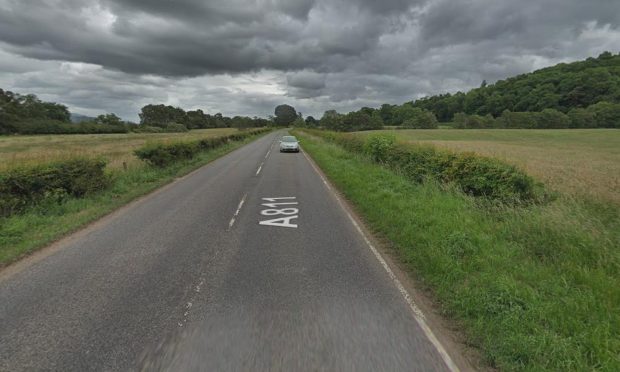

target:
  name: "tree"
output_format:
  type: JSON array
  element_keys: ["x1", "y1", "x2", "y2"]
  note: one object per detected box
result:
[
  {"x1": 94, "y1": 113, "x2": 123, "y2": 126},
  {"x1": 305, "y1": 116, "x2": 318, "y2": 127},
  {"x1": 401, "y1": 108, "x2": 439, "y2": 129},
  {"x1": 537, "y1": 109, "x2": 570, "y2": 128},
  {"x1": 320, "y1": 110, "x2": 343, "y2": 130},
  {"x1": 338, "y1": 111, "x2": 383, "y2": 132},
  {"x1": 568, "y1": 108, "x2": 596, "y2": 128},
  {"x1": 588, "y1": 101, "x2": 620, "y2": 128},
  {"x1": 139, "y1": 104, "x2": 187, "y2": 128},
  {"x1": 393, "y1": 104, "x2": 419, "y2": 125},
  {"x1": 185, "y1": 109, "x2": 208, "y2": 129},
  {"x1": 274, "y1": 104, "x2": 297, "y2": 126}
]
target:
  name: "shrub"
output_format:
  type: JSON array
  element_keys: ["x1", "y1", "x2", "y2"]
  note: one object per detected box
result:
[
  {"x1": 303, "y1": 129, "x2": 541, "y2": 203},
  {"x1": 363, "y1": 134, "x2": 396, "y2": 162},
  {"x1": 0, "y1": 159, "x2": 108, "y2": 217},
  {"x1": 134, "y1": 128, "x2": 271, "y2": 167}
]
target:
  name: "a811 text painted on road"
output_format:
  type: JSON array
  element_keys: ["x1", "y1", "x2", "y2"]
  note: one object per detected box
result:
[{"x1": 259, "y1": 197, "x2": 298, "y2": 228}]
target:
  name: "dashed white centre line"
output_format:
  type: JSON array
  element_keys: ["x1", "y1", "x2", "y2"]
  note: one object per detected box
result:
[
  {"x1": 228, "y1": 193, "x2": 247, "y2": 229},
  {"x1": 265, "y1": 149, "x2": 271, "y2": 159},
  {"x1": 256, "y1": 162, "x2": 264, "y2": 176}
]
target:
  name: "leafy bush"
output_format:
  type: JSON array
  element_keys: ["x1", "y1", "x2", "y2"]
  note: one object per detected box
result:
[
  {"x1": 134, "y1": 142, "x2": 200, "y2": 167},
  {"x1": 0, "y1": 159, "x2": 108, "y2": 217},
  {"x1": 304, "y1": 130, "x2": 542, "y2": 203},
  {"x1": 363, "y1": 134, "x2": 396, "y2": 161},
  {"x1": 135, "y1": 128, "x2": 271, "y2": 167}
]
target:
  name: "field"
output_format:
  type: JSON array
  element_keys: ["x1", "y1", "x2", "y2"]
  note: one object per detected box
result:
[
  {"x1": 0, "y1": 128, "x2": 238, "y2": 171},
  {"x1": 0, "y1": 128, "x2": 269, "y2": 266},
  {"x1": 296, "y1": 129, "x2": 620, "y2": 370},
  {"x1": 359, "y1": 129, "x2": 620, "y2": 205}
]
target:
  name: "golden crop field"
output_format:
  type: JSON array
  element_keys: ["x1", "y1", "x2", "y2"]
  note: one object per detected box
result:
[
  {"x1": 0, "y1": 128, "x2": 238, "y2": 171},
  {"x1": 360, "y1": 129, "x2": 620, "y2": 204}
]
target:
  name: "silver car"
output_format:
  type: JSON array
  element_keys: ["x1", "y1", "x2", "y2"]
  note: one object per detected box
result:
[{"x1": 279, "y1": 135, "x2": 300, "y2": 153}]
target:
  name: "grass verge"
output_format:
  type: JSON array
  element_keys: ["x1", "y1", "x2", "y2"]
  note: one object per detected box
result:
[
  {"x1": 0, "y1": 131, "x2": 270, "y2": 266},
  {"x1": 296, "y1": 131, "x2": 619, "y2": 371}
]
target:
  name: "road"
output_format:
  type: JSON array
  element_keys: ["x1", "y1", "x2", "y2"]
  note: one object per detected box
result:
[{"x1": 0, "y1": 130, "x2": 459, "y2": 371}]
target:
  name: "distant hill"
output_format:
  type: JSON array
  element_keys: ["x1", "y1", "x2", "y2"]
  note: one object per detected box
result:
[
  {"x1": 70, "y1": 113, "x2": 96, "y2": 123},
  {"x1": 410, "y1": 51, "x2": 620, "y2": 121}
]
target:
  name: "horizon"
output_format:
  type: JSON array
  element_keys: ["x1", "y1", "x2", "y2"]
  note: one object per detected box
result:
[{"x1": 1, "y1": 0, "x2": 619, "y2": 121}]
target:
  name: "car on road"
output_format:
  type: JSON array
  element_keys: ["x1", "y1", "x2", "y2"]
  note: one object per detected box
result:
[{"x1": 279, "y1": 135, "x2": 300, "y2": 153}]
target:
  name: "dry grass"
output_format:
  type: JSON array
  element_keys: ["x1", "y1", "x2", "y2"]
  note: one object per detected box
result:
[
  {"x1": 360, "y1": 129, "x2": 620, "y2": 204},
  {"x1": 0, "y1": 128, "x2": 238, "y2": 171}
]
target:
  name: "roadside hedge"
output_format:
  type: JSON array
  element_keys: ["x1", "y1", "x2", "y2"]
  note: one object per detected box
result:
[
  {"x1": 303, "y1": 130, "x2": 542, "y2": 203},
  {"x1": 0, "y1": 158, "x2": 109, "y2": 217},
  {"x1": 134, "y1": 128, "x2": 271, "y2": 167}
]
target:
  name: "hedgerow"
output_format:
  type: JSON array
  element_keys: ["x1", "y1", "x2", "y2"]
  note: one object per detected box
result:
[
  {"x1": 303, "y1": 129, "x2": 543, "y2": 203},
  {"x1": 0, "y1": 159, "x2": 109, "y2": 217},
  {"x1": 134, "y1": 128, "x2": 271, "y2": 167}
]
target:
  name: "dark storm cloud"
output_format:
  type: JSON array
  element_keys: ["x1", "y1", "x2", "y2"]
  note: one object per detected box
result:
[
  {"x1": 0, "y1": 0, "x2": 618, "y2": 119},
  {"x1": 0, "y1": 0, "x2": 427, "y2": 76}
]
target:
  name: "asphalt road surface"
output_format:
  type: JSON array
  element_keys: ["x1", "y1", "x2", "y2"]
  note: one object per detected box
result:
[{"x1": 0, "y1": 130, "x2": 459, "y2": 371}]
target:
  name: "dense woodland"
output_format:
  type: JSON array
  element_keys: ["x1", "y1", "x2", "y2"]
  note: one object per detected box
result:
[{"x1": 315, "y1": 51, "x2": 620, "y2": 131}]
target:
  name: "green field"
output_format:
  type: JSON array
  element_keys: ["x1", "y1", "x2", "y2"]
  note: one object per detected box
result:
[
  {"x1": 0, "y1": 129, "x2": 268, "y2": 266},
  {"x1": 297, "y1": 129, "x2": 620, "y2": 371},
  {"x1": 358, "y1": 129, "x2": 620, "y2": 205},
  {"x1": 0, "y1": 128, "x2": 238, "y2": 171}
]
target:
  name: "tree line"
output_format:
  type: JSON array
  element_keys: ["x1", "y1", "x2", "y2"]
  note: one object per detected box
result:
[
  {"x1": 0, "y1": 89, "x2": 273, "y2": 135},
  {"x1": 294, "y1": 51, "x2": 620, "y2": 132}
]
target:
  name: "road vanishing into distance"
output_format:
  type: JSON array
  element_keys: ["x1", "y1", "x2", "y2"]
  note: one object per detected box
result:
[{"x1": 0, "y1": 131, "x2": 460, "y2": 371}]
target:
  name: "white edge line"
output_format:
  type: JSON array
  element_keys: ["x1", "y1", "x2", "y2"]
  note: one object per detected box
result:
[
  {"x1": 301, "y1": 149, "x2": 460, "y2": 372},
  {"x1": 228, "y1": 193, "x2": 247, "y2": 230}
]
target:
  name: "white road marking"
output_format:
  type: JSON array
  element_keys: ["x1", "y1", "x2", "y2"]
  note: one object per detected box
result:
[
  {"x1": 228, "y1": 193, "x2": 248, "y2": 230},
  {"x1": 301, "y1": 149, "x2": 460, "y2": 372},
  {"x1": 256, "y1": 162, "x2": 264, "y2": 176},
  {"x1": 259, "y1": 197, "x2": 299, "y2": 228},
  {"x1": 265, "y1": 149, "x2": 271, "y2": 159}
]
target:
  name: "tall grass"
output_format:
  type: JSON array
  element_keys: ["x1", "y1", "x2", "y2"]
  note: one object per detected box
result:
[
  {"x1": 0, "y1": 128, "x2": 238, "y2": 171},
  {"x1": 297, "y1": 132, "x2": 620, "y2": 371},
  {"x1": 359, "y1": 129, "x2": 620, "y2": 205}
]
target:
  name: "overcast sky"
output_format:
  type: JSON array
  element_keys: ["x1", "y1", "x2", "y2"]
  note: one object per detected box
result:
[{"x1": 1, "y1": 0, "x2": 619, "y2": 120}]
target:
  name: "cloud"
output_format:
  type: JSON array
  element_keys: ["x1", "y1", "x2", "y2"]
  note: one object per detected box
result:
[{"x1": 0, "y1": 0, "x2": 618, "y2": 119}]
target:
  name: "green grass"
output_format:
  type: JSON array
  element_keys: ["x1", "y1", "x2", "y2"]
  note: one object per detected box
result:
[
  {"x1": 296, "y1": 132, "x2": 620, "y2": 371},
  {"x1": 0, "y1": 132, "x2": 269, "y2": 266}
]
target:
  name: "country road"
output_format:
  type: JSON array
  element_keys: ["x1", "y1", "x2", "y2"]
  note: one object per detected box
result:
[{"x1": 0, "y1": 130, "x2": 460, "y2": 371}]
